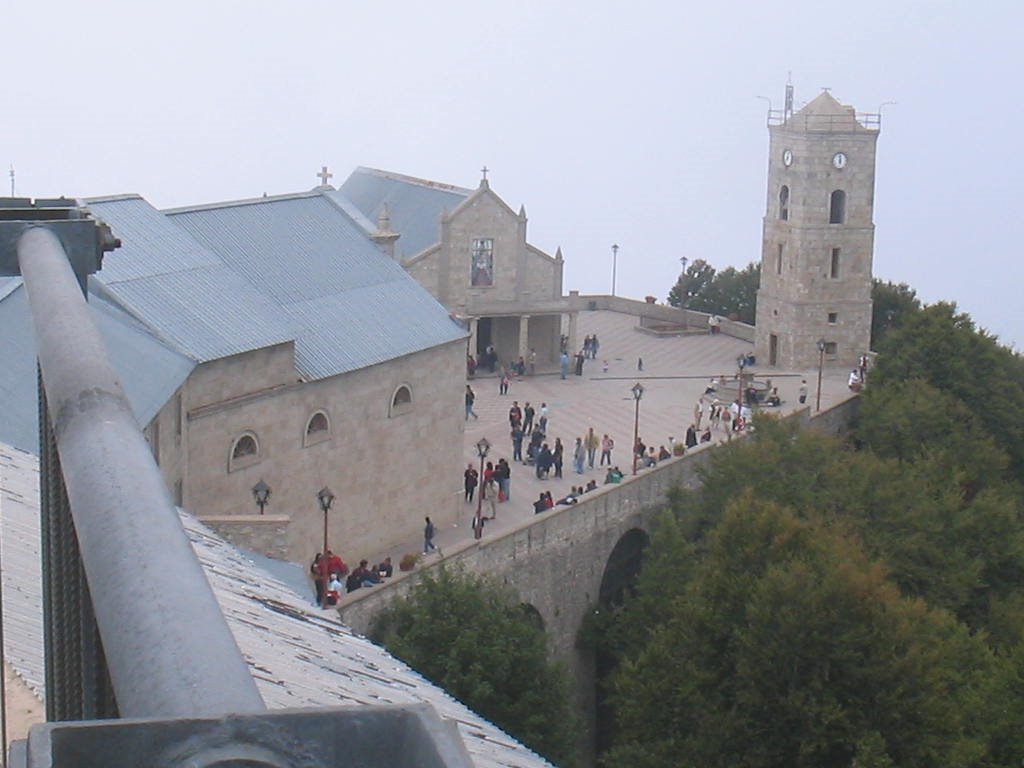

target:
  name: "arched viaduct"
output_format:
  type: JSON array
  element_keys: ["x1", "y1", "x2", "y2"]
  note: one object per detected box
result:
[{"x1": 337, "y1": 399, "x2": 859, "y2": 763}]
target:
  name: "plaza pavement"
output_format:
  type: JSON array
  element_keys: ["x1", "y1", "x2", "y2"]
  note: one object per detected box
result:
[{"x1": 345, "y1": 310, "x2": 856, "y2": 590}]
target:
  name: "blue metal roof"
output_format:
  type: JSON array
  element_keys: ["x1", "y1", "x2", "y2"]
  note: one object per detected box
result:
[
  {"x1": 86, "y1": 196, "x2": 295, "y2": 362},
  {"x1": 0, "y1": 281, "x2": 195, "y2": 454},
  {"x1": 167, "y1": 192, "x2": 466, "y2": 380},
  {"x1": 337, "y1": 167, "x2": 471, "y2": 261}
]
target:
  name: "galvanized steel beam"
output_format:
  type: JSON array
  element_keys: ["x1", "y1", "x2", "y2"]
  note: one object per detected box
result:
[{"x1": 17, "y1": 225, "x2": 265, "y2": 719}]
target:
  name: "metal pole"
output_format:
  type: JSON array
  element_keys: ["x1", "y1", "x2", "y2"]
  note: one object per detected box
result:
[
  {"x1": 17, "y1": 226, "x2": 264, "y2": 719},
  {"x1": 816, "y1": 345, "x2": 825, "y2": 411},
  {"x1": 632, "y1": 397, "x2": 640, "y2": 475},
  {"x1": 475, "y1": 453, "x2": 486, "y2": 518},
  {"x1": 323, "y1": 508, "x2": 329, "y2": 558},
  {"x1": 611, "y1": 244, "x2": 619, "y2": 297}
]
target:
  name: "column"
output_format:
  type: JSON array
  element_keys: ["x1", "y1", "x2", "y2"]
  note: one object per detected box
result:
[
  {"x1": 567, "y1": 312, "x2": 578, "y2": 355},
  {"x1": 518, "y1": 315, "x2": 530, "y2": 360},
  {"x1": 468, "y1": 317, "x2": 478, "y2": 357}
]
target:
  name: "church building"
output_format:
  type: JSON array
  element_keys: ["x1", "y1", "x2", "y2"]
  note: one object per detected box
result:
[
  {"x1": 0, "y1": 187, "x2": 469, "y2": 563},
  {"x1": 754, "y1": 87, "x2": 880, "y2": 370},
  {"x1": 335, "y1": 167, "x2": 571, "y2": 369}
]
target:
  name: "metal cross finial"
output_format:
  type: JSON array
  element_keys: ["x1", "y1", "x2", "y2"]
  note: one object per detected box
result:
[
  {"x1": 317, "y1": 166, "x2": 333, "y2": 186},
  {"x1": 481, "y1": 165, "x2": 489, "y2": 181}
]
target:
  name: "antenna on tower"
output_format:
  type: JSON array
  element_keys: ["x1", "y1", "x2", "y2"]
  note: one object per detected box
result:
[{"x1": 784, "y1": 73, "x2": 794, "y2": 121}]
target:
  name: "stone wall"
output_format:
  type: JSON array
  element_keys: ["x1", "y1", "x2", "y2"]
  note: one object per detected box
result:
[
  {"x1": 565, "y1": 293, "x2": 756, "y2": 342},
  {"x1": 157, "y1": 338, "x2": 466, "y2": 563},
  {"x1": 200, "y1": 514, "x2": 290, "y2": 560}
]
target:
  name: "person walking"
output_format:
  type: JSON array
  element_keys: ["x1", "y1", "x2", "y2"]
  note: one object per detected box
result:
[
  {"x1": 423, "y1": 516, "x2": 440, "y2": 556},
  {"x1": 585, "y1": 427, "x2": 600, "y2": 469},
  {"x1": 465, "y1": 385, "x2": 478, "y2": 420},
  {"x1": 573, "y1": 437, "x2": 585, "y2": 474},
  {"x1": 798, "y1": 379, "x2": 808, "y2": 404},
  {"x1": 600, "y1": 434, "x2": 614, "y2": 466},
  {"x1": 522, "y1": 402, "x2": 535, "y2": 435},
  {"x1": 560, "y1": 351, "x2": 570, "y2": 380}
]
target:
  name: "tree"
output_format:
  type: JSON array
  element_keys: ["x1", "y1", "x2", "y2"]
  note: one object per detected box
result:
[
  {"x1": 870, "y1": 302, "x2": 1024, "y2": 474},
  {"x1": 602, "y1": 497, "x2": 1012, "y2": 768},
  {"x1": 870, "y1": 279, "x2": 921, "y2": 348},
  {"x1": 370, "y1": 567, "x2": 580, "y2": 767},
  {"x1": 667, "y1": 259, "x2": 761, "y2": 324}
]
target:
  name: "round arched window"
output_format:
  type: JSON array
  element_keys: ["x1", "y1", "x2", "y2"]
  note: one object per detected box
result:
[
  {"x1": 390, "y1": 385, "x2": 414, "y2": 417},
  {"x1": 232, "y1": 434, "x2": 258, "y2": 459}
]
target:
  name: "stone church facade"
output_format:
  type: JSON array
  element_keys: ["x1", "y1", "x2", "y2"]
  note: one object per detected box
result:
[
  {"x1": 754, "y1": 89, "x2": 880, "y2": 370},
  {"x1": 338, "y1": 168, "x2": 572, "y2": 369}
]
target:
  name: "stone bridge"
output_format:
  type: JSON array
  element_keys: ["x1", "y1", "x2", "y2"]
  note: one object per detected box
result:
[{"x1": 338, "y1": 399, "x2": 859, "y2": 762}]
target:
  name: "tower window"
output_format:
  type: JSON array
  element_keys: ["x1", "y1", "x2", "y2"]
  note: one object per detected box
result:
[
  {"x1": 776, "y1": 244, "x2": 784, "y2": 274},
  {"x1": 830, "y1": 248, "x2": 841, "y2": 278},
  {"x1": 828, "y1": 312, "x2": 838, "y2": 324},
  {"x1": 779, "y1": 185, "x2": 789, "y2": 221},
  {"x1": 829, "y1": 190, "x2": 846, "y2": 224}
]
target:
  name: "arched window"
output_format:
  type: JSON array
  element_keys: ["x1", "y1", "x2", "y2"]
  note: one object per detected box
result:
[
  {"x1": 778, "y1": 185, "x2": 789, "y2": 221},
  {"x1": 389, "y1": 384, "x2": 414, "y2": 417},
  {"x1": 303, "y1": 411, "x2": 331, "y2": 447},
  {"x1": 829, "y1": 190, "x2": 846, "y2": 224},
  {"x1": 229, "y1": 432, "x2": 260, "y2": 472}
]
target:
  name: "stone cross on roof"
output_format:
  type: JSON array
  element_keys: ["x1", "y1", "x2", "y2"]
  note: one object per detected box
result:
[
  {"x1": 480, "y1": 165, "x2": 489, "y2": 181},
  {"x1": 316, "y1": 166, "x2": 333, "y2": 187}
]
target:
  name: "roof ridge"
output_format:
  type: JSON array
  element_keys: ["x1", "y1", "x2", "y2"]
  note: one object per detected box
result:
[
  {"x1": 163, "y1": 189, "x2": 324, "y2": 215},
  {"x1": 353, "y1": 166, "x2": 472, "y2": 196}
]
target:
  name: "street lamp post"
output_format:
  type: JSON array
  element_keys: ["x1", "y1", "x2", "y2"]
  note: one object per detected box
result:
[
  {"x1": 475, "y1": 437, "x2": 491, "y2": 519},
  {"x1": 679, "y1": 256, "x2": 689, "y2": 329},
  {"x1": 611, "y1": 244, "x2": 619, "y2": 297},
  {"x1": 816, "y1": 338, "x2": 827, "y2": 412},
  {"x1": 631, "y1": 382, "x2": 644, "y2": 475},
  {"x1": 737, "y1": 354, "x2": 747, "y2": 428},
  {"x1": 251, "y1": 479, "x2": 271, "y2": 515},
  {"x1": 317, "y1": 486, "x2": 335, "y2": 557}
]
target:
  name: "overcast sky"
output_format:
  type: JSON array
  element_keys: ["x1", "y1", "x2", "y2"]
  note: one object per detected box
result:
[{"x1": 5, "y1": 1, "x2": 1021, "y2": 348}]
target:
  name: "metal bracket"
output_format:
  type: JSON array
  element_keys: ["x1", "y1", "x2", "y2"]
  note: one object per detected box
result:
[
  {"x1": 11, "y1": 704, "x2": 475, "y2": 768},
  {"x1": 0, "y1": 198, "x2": 120, "y2": 279}
]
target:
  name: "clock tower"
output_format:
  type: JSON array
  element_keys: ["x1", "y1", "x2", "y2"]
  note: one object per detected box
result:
[{"x1": 754, "y1": 87, "x2": 880, "y2": 371}]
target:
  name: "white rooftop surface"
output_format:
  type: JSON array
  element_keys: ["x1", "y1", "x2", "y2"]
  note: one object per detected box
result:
[{"x1": 0, "y1": 443, "x2": 552, "y2": 768}]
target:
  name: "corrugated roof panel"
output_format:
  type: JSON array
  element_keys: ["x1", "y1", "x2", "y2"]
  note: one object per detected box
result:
[
  {"x1": 0, "y1": 285, "x2": 194, "y2": 453},
  {"x1": 168, "y1": 194, "x2": 405, "y2": 305},
  {"x1": 286, "y1": 282, "x2": 466, "y2": 380},
  {"x1": 86, "y1": 196, "x2": 221, "y2": 282},
  {"x1": 167, "y1": 193, "x2": 466, "y2": 378},
  {"x1": 86, "y1": 196, "x2": 295, "y2": 362},
  {"x1": 0, "y1": 446, "x2": 553, "y2": 768},
  {"x1": 337, "y1": 168, "x2": 470, "y2": 261}
]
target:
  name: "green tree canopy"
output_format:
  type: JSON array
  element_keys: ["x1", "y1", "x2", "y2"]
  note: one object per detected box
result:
[
  {"x1": 602, "y1": 497, "x2": 1016, "y2": 768},
  {"x1": 668, "y1": 259, "x2": 761, "y2": 324},
  {"x1": 370, "y1": 567, "x2": 580, "y2": 767},
  {"x1": 870, "y1": 279, "x2": 921, "y2": 348},
  {"x1": 870, "y1": 302, "x2": 1024, "y2": 474}
]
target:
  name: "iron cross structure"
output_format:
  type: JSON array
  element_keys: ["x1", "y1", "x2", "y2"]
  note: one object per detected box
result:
[{"x1": 317, "y1": 165, "x2": 333, "y2": 186}]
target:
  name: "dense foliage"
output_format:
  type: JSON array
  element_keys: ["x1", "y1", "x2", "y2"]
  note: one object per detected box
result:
[
  {"x1": 370, "y1": 567, "x2": 580, "y2": 767},
  {"x1": 870, "y1": 279, "x2": 921, "y2": 348},
  {"x1": 597, "y1": 301, "x2": 1024, "y2": 767},
  {"x1": 667, "y1": 258, "x2": 761, "y2": 324}
]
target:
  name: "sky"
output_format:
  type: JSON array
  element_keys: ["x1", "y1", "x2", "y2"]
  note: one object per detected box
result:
[{"x1": 4, "y1": 1, "x2": 1022, "y2": 349}]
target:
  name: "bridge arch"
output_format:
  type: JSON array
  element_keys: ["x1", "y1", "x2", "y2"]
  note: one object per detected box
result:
[{"x1": 598, "y1": 527, "x2": 650, "y2": 609}]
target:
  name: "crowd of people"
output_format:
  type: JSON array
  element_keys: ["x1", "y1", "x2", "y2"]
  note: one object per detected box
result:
[{"x1": 309, "y1": 550, "x2": 395, "y2": 607}]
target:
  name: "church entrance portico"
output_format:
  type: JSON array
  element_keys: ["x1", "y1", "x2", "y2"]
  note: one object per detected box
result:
[{"x1": 470, "y1": 313, "x2": 562, "y2": 372}]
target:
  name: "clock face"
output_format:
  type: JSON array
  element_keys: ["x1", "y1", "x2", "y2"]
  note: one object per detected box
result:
[
  {"x1": 832, "y1": 152, "x2": 848, "y2": 169},
  {"x1": 782, "y1": 149, "x2": 793, "y2": 167}
]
